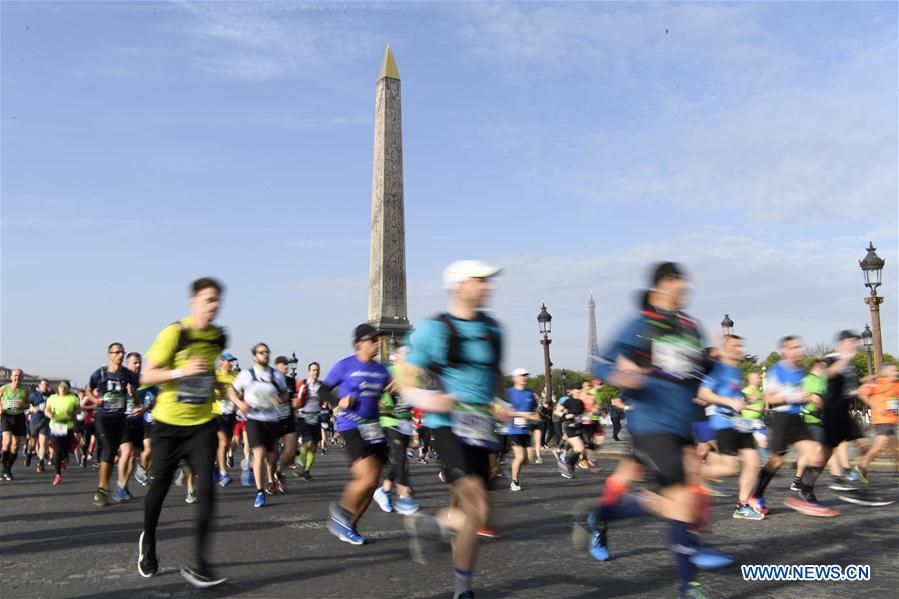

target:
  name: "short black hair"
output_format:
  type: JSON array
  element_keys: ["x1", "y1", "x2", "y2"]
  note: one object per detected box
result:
[
  {"x1": 108, "y1": 342, "x2": 124, "y2": 352},
  {"x1": 191, "y1": 277, "x2": 223, "y2": 296},
  {"x1": 126, "y1": 352, "x2": 141, "y2": 361},
  {"x1": 308, "y1": 361, "x2": 320, "y2": 370},
  {"x1": 252, "y1": 342, "x2": 269, "y2": 355},
  {"x1": 274, "y1": 356, "x2": 289, "y2": 366},
  {"x1": 723, "y1": 334, "x2": 744, "y2": 342},
  {"x1": 780, "y1": 335, "x2": 799, "y2": 347}
]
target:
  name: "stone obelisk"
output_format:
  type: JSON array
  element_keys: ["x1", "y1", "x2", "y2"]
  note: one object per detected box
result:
[{"x1": 368, "y1": 44, "x2": 410, "y2": 360}]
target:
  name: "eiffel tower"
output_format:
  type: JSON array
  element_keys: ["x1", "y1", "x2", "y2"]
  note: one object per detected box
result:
[{"x1": 586, "y1": 291, "x2": 599, "y2": 372}]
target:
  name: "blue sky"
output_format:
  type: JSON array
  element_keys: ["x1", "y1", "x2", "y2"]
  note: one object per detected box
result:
[{"x1": 2, "y1": 1, "x2": 896, "y2": 385}]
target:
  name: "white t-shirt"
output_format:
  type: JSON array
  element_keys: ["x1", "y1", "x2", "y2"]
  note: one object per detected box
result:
[{"x1": 232, "y1": 366, "x2": 287, "y2": 423}]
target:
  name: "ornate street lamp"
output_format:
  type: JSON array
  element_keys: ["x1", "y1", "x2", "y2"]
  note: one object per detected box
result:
[
  {"x1": 561, "y1": 368, "x2": 568, "y2": 402},
  {"x1": 721, "y1": 314, "x2": 734, "y2": 336},
  {"x1": 287, "y1": 352, "x2": 299, "y2": 378},
  {"x1": 859, "y1": 242, "x2": 886, "y2": 372},
  {"x1": 537, "y1": 304, "x2": 553, "y2": 404},
  {"x1": 861, "y1": 325, "x2": 874, "y2": 377}
]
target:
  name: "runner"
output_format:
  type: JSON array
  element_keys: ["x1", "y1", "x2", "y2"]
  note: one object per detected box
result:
[
  {"x1": 698, "y1": 335, "x2": 764, "y2": 521},
  {"x1": 84, "y1": 342, "x2": 140, "y2": 506},
  {"x1": 321, "y1": 323, "x2": 392, "y2": 545},
  {"x1": 857, "y1": 364, "x2": 899, "y2": 476},
  {"x1": 117, "y1": 352, "x2": 149, "y2": 501},
  {"x1": 505, "y1": 368, "x2": 538, "y2": 491},
  {"x1": 27, "y1": 379, "x2": 51, "y2": 473},
  {"x1": 137, "y1": 277, "x2": 228, "y2": 587},
  {"x1": 1, "y1": 369, "x2": 30, "y2": 480},
  {"x1": 586, "y1": 262, "x2": 732, "y2": 599},
  {"x1": 817, "y1": 331, "x2": 888, "y2": 507},
  {"x1": 273, "y1": 355, "x2": 298, "y2": 493},
  {"x1": 373, "y1": 354, "x2": 420, "y2": 514},
  {"x1": 45, "y1": 380, "x2": 80, "y2": 485},
  {"x1": 399, "y1": 259, "x2": 506, "y2": 599},
  {"x1": 557, "y1": 387, "x2": 586, "y2": 479},
  {"x1": 752, "y1": 336, "x2": 835, "y2": 517},
  {"x1": 792, "y1": 360, "x2": 827, "y2": 491},
  {"x1": 740, "y1": 372, "x2": 768, "y2": 464},
  {"x1": 133, "y1": 382, "x2": 158, "y2": 487},
  {"x1": 295, "y1": 362, "x2": 323, "y2": 480},
  {"x1": 229, "y1": 343, "x2": 288, "y2": 508},
  {"x1": 214, "y1": 353, "x2": 238, "y2": 487}
]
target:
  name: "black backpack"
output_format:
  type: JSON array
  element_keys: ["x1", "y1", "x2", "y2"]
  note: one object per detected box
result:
[{"x1": 174, "y1": 322, "x2": 227, "y2": 356}]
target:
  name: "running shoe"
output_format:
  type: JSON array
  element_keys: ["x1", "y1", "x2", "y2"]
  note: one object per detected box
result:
[
  {"x1": 123, "y1": 486, "x2": 135, "y2": 501},
  {"x1": 211, "y1": 469, "x2": 221, "y2": 483},
  {"x1": 329, "y1": 503, "x2": 365, "y2": 545},
  {"x1": 789, "y1": 477, "x2": 801, "y2": 492},
  {"x1": 36, "y1": 462, "x2": 45, "y2": 474},
  {"x1": 25, "y1": 452, "x2": 32, "y2": 468},
  {"x1": 180, "y1": 563, "x2": 226, "y2": 589},
  {"x1": 534, "y1": 456, "x2": 544, "y2": 465},
  {"x1": 185, "y1": 490, "x2": 198, "y2": 504},
  {"x1": 853, "y1": 465, "x2": 868, "y2": 485},
  {"x1": 265, "y1": 482, "x2": 277, "y2": 496},
  {"x1": 510, "y1": 480, "x2": 521, "y2": 491},
  {"x1": 732, "y1": 504, "x2": 765, "y2": 520},
  {"x1": 1, "y1": 470, "x2": 11, "y2": 481},
  {"x1": 135, "y1": 465, "x2": 149, "y2": 486},
  {"x1": 587, "y1": 514, "x2": 610, "y2": 561},
  {"x1": 240, "y1": 468, "x2": 253, "y2": 487},
  {"x1": 827, "y1": 476, "x2": 858, "y2": 492},
  {"x1": 373, "y1": 487, "x2": 395, "y2": 513},
  {"x1": 275, "y1": 472, "x2": 287, "y2": 494},
  {"x1": 302, "y1": 471, "x2": 313, "y2": 481},
  {"x1": 113, "y1": 484, "x2": 129, "y2": 503},
  {"x1": 174, "y1": 469, "x2": 185, "y2": 487},
  {"x1": 405, "y1": 512, "x2": 450, "y2": 564},
  {"x1": 219, "y1": 473, "x2": 232, "y2": 488},
  {"x1": 395, "y1": 496, "x2": 420, "y2": 515},
  {"x1": 689, "y1": 547, "x2": 735, "y2": 569},
  {"x1": 837, "y1": 488, "x2": 894, "y2": 507},
  {"x1": 681, "y1": 581, "x2": 710, "y2": 599},
  {"x1": 254, "y1": 492, "x2": 266, "y2": 508},
  {"x1": 747, "y1": 495, "x2": 768, "y2": 515},
  {"x1": 94, "y1": 487, "x2": 109, "y2": 507},
  {"x1": 577, "y1": 459, "x2": 590, "y2": 470},
  {"x1": 784, "y1": 494, "x2": 838, "y2": 517},
  {"x1": 137, "y1": 531, "x2": 158, "y2": 578},
  {"x1": 437, "y1": 470, "x2": 447, "y2": 483},
  {"x1": 227, "y1": 452, "x2": 234, "y2": 468},
  {"x1": 477, "y1": 527, "x2": 499, "y2": 539},
  {"x1": 52, "y1": 474, "x2": 62, "y2": 486}
]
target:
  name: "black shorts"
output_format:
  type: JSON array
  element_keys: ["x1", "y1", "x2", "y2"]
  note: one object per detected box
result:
[
  {"x1": 433, "y1": 426, "x2": 491, "y2": 485},
  {"x1": 562, "y1": 422, "x2": 582, "y2": 439},
  {"x1": 1, "y1": 413, "x2": 26, "y2": 437},
  {"x1": 506, "y1": 433, "x2": 531, "y2": 447},
  {"x1": 123, "y1": 418, "x2": 145, "y2": 446},
  {"x1": 631, "y1": 433, "x2": 694, "y2": 488},
  {"x1": 806, "y1": 423, "x2": 826, "y2": 445},
  {"x1": 94, "y1": 412, "x2": 126, "y2": 463},
  {"x1": 769, "y1": 413, "x2": 812, "y2": 456},
  {"x1": 277, "y1": 417, "x2": 295, "y2": 438},
  {"x1": 297, "y1": 415, "x2": 322, "y2": 444},
  {"x1": 874, "y1": 423, "x2": 896, "y2": 437},
  {"x1": 217, "y1": 413, "x2": 237, "y2": 437},
  {"x1": 822, "y1": 412, "x2": 865, "y2": 449},
  {"x1": 246, "y1": 419, "x2": 279, "y2": 452},
  {"x1": 715, "y1": 427, "x2": 756, "y2": 456},
  {"x1": 29, "y1": 418, "x2": 50, "y2": 437},
  {"x1": 342, "y1": 428, "x2": 388, "y2": 464}
]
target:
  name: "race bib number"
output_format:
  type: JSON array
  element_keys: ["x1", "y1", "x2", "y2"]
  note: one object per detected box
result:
[
  {"x1": 3, "y1": 398, "x2": 21, "y2": 411},
  {"x1": 302, "y1": 411, "x2": 319, "y2": 425},
  {"x1": 397, "y1": 420, "x2": 414, "y2": 436},
  {"x1": 730, "y1": 416, "x2": 761, "y2": 433},
  {"x1": 513, "y1": 417, "x2": 528, "y2": 428},
  {"x1": 218, "y1": 399, "x2": 235, "y2": 415},
  {"x1": 50, "y1": 421, "x2": 68, "y2": 436},
  {"x1": 247, "y1": 388, "x2": 275, "y2": 411},
  {"x1": 358, "y1": 421, "x2": 385, "y2": 444},
  {"x1": 452, "y1": 406, "x2": 497, "y2": 448},
  {"x1": 651, "y1": 337, "x2": 701, "y2": 380},
  {"x1": 177, "y1": 374, "x2": 214, "y2": 405},
  {"x1": 102, "y1": 392, "x2": 125, "y2": 411},
  {"x1": 277, "y1": 402, "x2": 292, "y2": 419}
]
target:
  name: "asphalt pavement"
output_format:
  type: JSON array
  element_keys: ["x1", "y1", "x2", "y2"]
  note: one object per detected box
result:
[{"x1": 1, "y1": 447, "x2": 897, "y2": 598}]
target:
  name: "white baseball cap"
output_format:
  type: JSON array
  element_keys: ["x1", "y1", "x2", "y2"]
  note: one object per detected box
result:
[
  {"x1": 512, "y1": 368, "x2": 530, "y2": 376},
  {"x1": 442, "y1": 260, "x2": 502, "y2": 290}
]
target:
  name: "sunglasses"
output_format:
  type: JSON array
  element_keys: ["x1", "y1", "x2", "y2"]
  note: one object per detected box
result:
[{"x1": 255, "y1": 350, "x2": 270, "y2": 355}]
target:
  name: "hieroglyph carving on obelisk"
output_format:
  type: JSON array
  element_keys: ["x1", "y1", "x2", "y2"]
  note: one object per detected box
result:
[{"x1": 368, "y1": 44, "x2": 410, "y2": 351}]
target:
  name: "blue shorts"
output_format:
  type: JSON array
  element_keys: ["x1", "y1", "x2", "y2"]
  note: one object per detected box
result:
[{"x1": 692, "y1": 420, "x2": 716, "y2": 443}]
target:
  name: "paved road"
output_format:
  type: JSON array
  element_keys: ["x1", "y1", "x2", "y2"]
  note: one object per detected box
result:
[{"x1": 1, "y1": 451, "x2": 897, "y2": 598}]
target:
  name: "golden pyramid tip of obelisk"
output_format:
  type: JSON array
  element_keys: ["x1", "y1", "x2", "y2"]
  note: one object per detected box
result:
[{"x1": 378, "y1": 43, "x2": 400, "y2": 81}]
